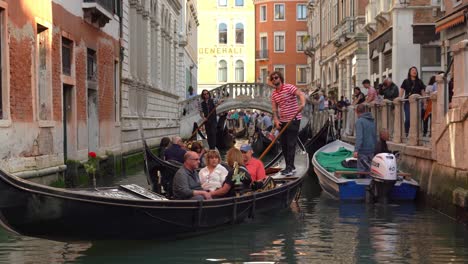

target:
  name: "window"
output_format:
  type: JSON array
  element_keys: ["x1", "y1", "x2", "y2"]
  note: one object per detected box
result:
[
  {"x1": 235, "y1": 0, "x2": 244, "y2": 6},
  {"x1": 384, "y1": 51, "x2": 392, "y2": 70},
  {"x1": 219, "y1": 23, "x2": 227, "y2": 44},
  {"x1": 62, "y1": 37, "x2": 73, "y2": 76},
  {"x1": 235, "y1": 60, "x2": 244, "y2": 82},
  {"x1": 274, "y1": 4, "x2": 285, "y2": 20},
  {"x1": 235, "y1": 23, "x2": 244, "y2": 44},
  {"x1": 371, "y1": 57, "x2": 379, "y2": 75},
  {"x1": 297, "y1": 66, "x2": 307, "y2": 84},
  {"x1": 260, "y1": 68, "x2": 268, "y2": 83},
  {"x1": 87, "y1": 48, "x2": 97, "y2": 80},
  {"x1": 421, "y1": 47, "x2": 441, "y2": 67},
  {"x1": 260, "y1": 35, "x2": 268, "y2": 55},
  {"x1": 218, "y1": 60, "x2": 227, "y2": 82},
  {"x1": 218, "y1": 0, "x2": 227, "y2": 7},
  {"x1": 274, "y1": 32, "x2": 285, "y2": 52},
  {"x1": 274, "y1": 65, "x2": 285, "y2": 81},
  {"x1": 296, "y1": 32, "x2": 307, "y2": 52},
  {"x1": 260, "y1": 5, "x2": 267, "y2": 22},
  {"x1": 37, "y1": 23, "x2": 52, "y2": 121},
  {"x1": 297, "y1": 4, "x2": 306, "y2": 20}
]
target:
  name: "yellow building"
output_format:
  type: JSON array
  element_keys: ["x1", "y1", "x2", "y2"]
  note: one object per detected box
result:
[{"x1": 197, "y1": 0, "x2": 255, "y2": 91}]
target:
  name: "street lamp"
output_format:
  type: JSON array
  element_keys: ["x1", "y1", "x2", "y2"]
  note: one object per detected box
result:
[{"x1": 399, "y1": 0, "x2": 409, "y2": 7}]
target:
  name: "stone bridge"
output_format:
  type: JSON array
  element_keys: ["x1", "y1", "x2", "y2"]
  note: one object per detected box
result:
[{"x1": 179, "y1": 83, "x2": 275, "y2": 137}]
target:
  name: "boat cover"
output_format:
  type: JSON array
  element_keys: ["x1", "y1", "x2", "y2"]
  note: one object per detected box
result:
[{"x1": 316, "y1": 147, "x2": 356, "y2": 172}]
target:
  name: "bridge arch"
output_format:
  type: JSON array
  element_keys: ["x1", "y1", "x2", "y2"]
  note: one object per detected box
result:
[{"x1": 179, "y1": 83, "x2": 275, "y2": 137}]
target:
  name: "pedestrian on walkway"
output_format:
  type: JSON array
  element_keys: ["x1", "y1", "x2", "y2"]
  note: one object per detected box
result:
[
  {"x1": 399, "y1": 66, "x2": 425, "y2": 136},
  {"x1": 270, "y1": 71, "x2": 306, "y2": 176}
]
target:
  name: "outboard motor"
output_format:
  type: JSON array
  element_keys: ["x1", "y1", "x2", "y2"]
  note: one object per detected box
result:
[{"x1": 367, "y1": 153, "x2": 397, "y2": 203}]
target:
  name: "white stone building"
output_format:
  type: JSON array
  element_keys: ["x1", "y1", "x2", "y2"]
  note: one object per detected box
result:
[{"x1": 121, "y1": 0, "x2": 189, "y2": 151}]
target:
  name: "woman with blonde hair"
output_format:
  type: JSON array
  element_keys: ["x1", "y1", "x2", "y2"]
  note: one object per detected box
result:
[
  {"x1": 198, "y1": 150, "x2": 228, "y2": 191},
  {"x1": 210, "y1": 147, "x2": 252, "y2": 198}
]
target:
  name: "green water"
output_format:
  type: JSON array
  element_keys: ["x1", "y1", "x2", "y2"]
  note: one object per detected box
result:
[{"x1": 0, "y1": 168, "x2": 467, "y2": 263}]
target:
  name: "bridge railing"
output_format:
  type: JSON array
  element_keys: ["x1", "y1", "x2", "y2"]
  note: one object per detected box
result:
[
  {"x1": 180, "y1": 83, "x2": 275, "y2": 117},
  {"x1": 341, "y1": 94, "x2": 433, "y2": 147}
]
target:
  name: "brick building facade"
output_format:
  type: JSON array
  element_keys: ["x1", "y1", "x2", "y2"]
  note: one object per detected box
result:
[
  {"x1": 0, "y1": 0, "x2": 121, "y2": 174},
  {"x1": 254, "y1": 0, "x2": 309, "y2": 88}
]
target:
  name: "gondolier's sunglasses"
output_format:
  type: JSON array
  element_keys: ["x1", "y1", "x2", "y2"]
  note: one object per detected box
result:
[{"x1": 272, "y1": 76, "x2": 280, "y2": 80}]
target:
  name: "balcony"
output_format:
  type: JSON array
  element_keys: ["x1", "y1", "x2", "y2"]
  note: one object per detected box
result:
[
  {"x1": 82, "y1": 0, "x2": 115, "y2": 27},
  {"x1": 333, "y1": 18, "x2": 355, "y2": 47},
  {"x1": 255, "y1": 49, "x2": 269, "y2": 60},
  {"x1": 376, "y1": 0, "x2": 392, "y2": 23},
  {"x1": 364, "y1": 2, "x2": 377, "y2": 34}
]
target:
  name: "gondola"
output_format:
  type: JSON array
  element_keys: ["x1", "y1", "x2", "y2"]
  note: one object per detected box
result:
[
  {"x1": 216, "y1": 113, "x2": 235, "y2": 150},
  {"x1": 251, "y1": 128, "x2": 279, "y2": 157},
  {"x1": 298, "y1": 119, "x2": 312, "y2": 143},
  {"x1": 0, "y1": 142, "x2": 308, "y2": 241},
  {"x1": 234, "y1": 126, "x2": 247, "y2": 138},
  {"x1": 303, "y1": 120, "x2": 335, "y2": 156}
]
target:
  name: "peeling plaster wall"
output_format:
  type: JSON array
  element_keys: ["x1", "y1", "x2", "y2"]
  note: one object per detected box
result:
[{"x1": 1, "y1": 0, "x2": 120, "y2": 173}]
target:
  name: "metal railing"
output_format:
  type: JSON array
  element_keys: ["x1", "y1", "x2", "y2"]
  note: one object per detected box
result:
[{"x1": 255, "y1": 50, "x2": 269, "y2": 60}]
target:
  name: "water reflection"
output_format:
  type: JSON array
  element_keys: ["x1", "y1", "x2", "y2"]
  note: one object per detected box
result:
[{"x1": 0, "y1": 171, "x2": 467, "y2": 263}]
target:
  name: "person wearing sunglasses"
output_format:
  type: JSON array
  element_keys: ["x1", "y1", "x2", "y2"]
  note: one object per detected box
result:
[
  {"x1": 199, "y1": 89, "x2": 218, "y2": 149},
  {"x1": 172, "y1": 151, "x2": 212, "y2": 200},
  {"x1": 270, "y1": 71, "x2": 306, "y2": 176}
]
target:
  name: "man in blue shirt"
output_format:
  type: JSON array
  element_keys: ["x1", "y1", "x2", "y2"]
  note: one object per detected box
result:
[
  {"x1": 353, "y1": 104, "x2": 376, "y2": 172},
  {"x1": 164, "y1": 136, "x2": 187, "y2": 163}
]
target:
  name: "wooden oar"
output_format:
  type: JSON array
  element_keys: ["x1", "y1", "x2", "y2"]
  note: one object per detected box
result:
[
  {"x1": 187, "y1": 100, "x2": 222, "y2": 141},
  {"x1": 258, "y1": 108, "x2": 302, "y2": 160}
]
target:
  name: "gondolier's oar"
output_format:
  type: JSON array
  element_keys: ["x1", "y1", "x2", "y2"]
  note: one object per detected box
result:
[
  {"x1": 187, "y1": 100, "x2": 222, "y2": 141},
  {"x1": 258, "y1": 108, "x2": 302, "y2": 160}
]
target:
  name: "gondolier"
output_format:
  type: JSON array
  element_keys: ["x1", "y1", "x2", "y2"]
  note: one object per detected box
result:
[
  {"x1": 270, "y1": 71, "x2": 306, "y2": 176},
  {"x1": 199, "y1": 89, "x2": 218, "y2": 149}
]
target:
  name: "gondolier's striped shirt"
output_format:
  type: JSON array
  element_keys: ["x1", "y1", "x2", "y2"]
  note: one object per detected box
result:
[{"x1": 271, "y1": 83, "x2": 302, "y2": 123}]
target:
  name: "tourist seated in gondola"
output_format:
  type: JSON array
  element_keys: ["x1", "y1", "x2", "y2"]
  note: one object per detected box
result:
[
  {"x1": 190, "y1": 141, "x2": 207, "y2": 167},
  {"x1": 158, "y1": 137, "x2": 171, "y2": 159},
  {"x1": 240, "y1": 144, "x2": 266, "y2": 184},
  {"x1": 164, "y1": 136, "x2": 187, "y2": 164},
  {"x1": 172, "y1": 151, "x2": 212, "y2": 200},
  {"x1": 210, "y1": 147, "x2": 252, "y2": 198},
  {"x1": 198, "y1": 150, "x2": 229, "y2": 191}
]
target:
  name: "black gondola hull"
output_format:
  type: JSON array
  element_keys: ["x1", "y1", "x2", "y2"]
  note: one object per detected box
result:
[{"x1": 0, "y1": 173, "x2": 302, "y2": 240}]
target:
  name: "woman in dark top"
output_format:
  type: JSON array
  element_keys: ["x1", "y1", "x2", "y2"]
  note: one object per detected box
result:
[
  {"x1": 399, "y1": 66, "x2": 425, "y2": 136},
  {"x1": 352, "y1": 87, "x2": 365, "y2": 105},
  {"x1": 210, "y1": 147, "x2": 252, "y2": 198},
  {"x1": 158, "y1": 137, "x2": 171, "y2": 159}
]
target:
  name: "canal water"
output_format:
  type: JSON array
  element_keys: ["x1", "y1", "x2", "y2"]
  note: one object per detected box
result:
[{"x1": 0, "y1": 167, "x2": 467, "y2": 263}]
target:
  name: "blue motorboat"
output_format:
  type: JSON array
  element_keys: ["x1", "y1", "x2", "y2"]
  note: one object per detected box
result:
[{"x1": 312, "y1": 140, "x2": 419, "y2": 201}]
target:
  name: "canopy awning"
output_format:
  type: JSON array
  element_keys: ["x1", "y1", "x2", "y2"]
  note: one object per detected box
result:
[{"x1": 435, "y1": 9, "x2": 466, "y2": 33}]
